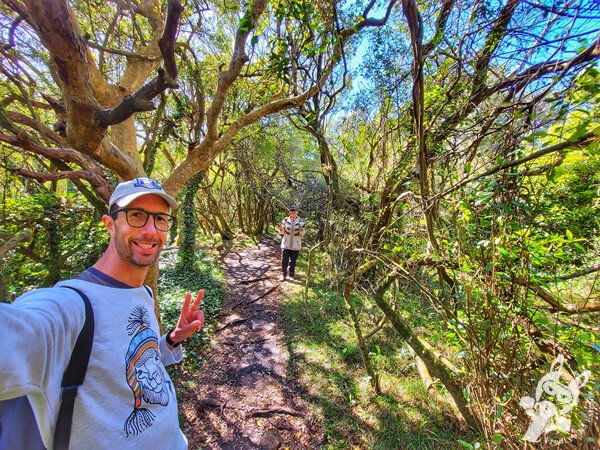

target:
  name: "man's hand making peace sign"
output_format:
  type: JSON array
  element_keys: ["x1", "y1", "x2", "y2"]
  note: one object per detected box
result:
[{"x1": 167, "y1": 290, "x2": 205, "y2": 348}]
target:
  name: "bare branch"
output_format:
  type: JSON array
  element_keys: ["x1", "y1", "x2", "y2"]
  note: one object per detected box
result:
[
  {"x1": 7, "y1": 167, "x2": 112, "y2": 202},
  {"x1": 4, "y1": 16, "x2": 24, "y2": 50},
  {"x1": 8, "y1": 111, "x2": 65, "y2": 145},
  {"x1": 1, "y1": 94, "x2": 48, "y2": 110},
  {"x1": 95, "y1": 67, "x2": 178, "y2": 127},
  {"x1": 0, "y1": 130, "x2": 88, "y2": 167},
  {"x1": 87, "y1": 40, "x2": 159, "y2": 60},
  {"x1": 487, "y1": 34, "x2": 600, "y2": 96},
  {"x1": 11, "y1": 166, "x2": 87, "y2": 181},
  {"x1": 439, "y1": 35, "x2": 600, "y2": 138},
  {"x1": 93, "y1": 0, "x2": 182, "y2": 128},
  {"x1": 40, "y1": 94, "x2": 66, "y2": 115},
  {"x1": 97, "y1": 3, "x2": 121, "y2": 71},
  {"x1": 521, "y1": 0, "x2": 600, "y2": 20},
  {"x1": 158, "y1": 0, "x2": 183, "y2": 82},
  {"x1": 204, "y1": 0, "x2": 267, "y2": 141},
  {"x1": 471, "y1": 0, "x2": 521, "y2": 96}
]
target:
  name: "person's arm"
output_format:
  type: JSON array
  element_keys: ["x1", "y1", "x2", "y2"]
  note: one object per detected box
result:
[
  {"x1": 299, "y1": 219, "x2": 306, "y2": 237},
  {"x1": 0, "y1": 288, "x2": 85, "y2": 400}
]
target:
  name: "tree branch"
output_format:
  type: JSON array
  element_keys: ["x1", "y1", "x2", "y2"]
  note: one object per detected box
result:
[
  {"x1": 0, "y1": 232, "x2": 31, "y2": 260},
  {"x1": 470, "y1": 0, "x2": 520, "y2": 97},
  {"x1": 0, "y1": 130, "x2": 92, "y2": 169},
  {"x1": 556, "y1": 262, "x2": 600, "y2": 281},
  {"x1": 422, "y1": 0, "x2": 456, "y2": 57},
  {"x1": 94, "y1": 0, "x2": 182, "y2": 128},
  {"x1": 0, "y1": 129, "x2": 112, "y2": 203},
  {"x1": 87, "y1": 40, "x2": 159, "y2": 60},
  {"x1": 95, "y1": 67, "x2": 178, "y2": 127},
  {"x1": 7, "y1": 167, "x2": 112, "y2": 202},
  {"x1": 488, "y1": 34, "x2": 600, "y2": 96},
  {"x1": 438, "y1": 35, "x2": 600, "y2": 139},
  {"x1": 8, "y1": 110, "x2": 65, "y2": 145},
  {"x1": 512, "y1": 276, "x2": 600, "y2": 313},
  {"x1": 158, "y1": 0, "x2": 183, "y2": 82},
  {"x1": 204, "y1": 0, "x2": 267, "y2": 141},
  {"x1": 439, "y1": 131, "x2": 596, "y2": 198}
]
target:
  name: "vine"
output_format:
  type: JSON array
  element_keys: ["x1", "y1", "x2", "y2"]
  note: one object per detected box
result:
[{"x1": 178, "y1": 172, "x2": 204, "y2": 268}]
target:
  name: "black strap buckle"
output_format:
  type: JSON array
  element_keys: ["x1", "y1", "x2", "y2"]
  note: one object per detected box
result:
[{"x1": 60, "y1": 385, "x2": 79, "y2": 404}]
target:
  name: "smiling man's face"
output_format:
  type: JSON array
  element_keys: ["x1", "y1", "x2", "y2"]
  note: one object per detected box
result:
[{"x1": 109, "y1": 194, "x2": 169, "y2": 267}]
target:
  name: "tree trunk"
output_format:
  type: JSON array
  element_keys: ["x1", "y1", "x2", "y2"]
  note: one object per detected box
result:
[
  {"x1": 145, "y1": 262, "x2": 162, "y2": 333},
  {"x1": 374, "y1": 273, "x2": 480, "y2": 430}
]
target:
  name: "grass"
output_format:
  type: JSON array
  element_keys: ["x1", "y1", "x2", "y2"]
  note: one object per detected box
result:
[
  {"x1": 282, "y1": 254, "x2": 483, "y2": 449},
  {"x1": 156, "y1": 242, "x2": 484, "y2": 448}
]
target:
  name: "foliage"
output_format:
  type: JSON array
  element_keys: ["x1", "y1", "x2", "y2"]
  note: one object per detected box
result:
[
  {"x1": 0, "y1": 180, "x2": 107, "y2": 300},
  {"x1": 158, "y1": 248, "x2": 224, "y2": 372},
  {"x1": 281, "y1": 259, "x2": 481, "y2": 448},
  {"x1": 304, "y1": 1, "x2": 600, "y2": 446},
  {"x1": 178, "y1": 173, "x2": 204, "y2": 267},
  {"x1": 1, "y1": 0, "x2": 599, "y2": 447}
]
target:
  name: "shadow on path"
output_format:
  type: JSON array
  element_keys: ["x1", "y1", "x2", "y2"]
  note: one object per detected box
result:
[{"x1": 176, "y1": 238, "x2": 324, "y2": 449}]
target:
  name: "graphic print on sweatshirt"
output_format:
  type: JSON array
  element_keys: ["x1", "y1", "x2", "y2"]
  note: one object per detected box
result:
[{"x1": 124, "y1": 305, "x2": 172, "y2": 437}]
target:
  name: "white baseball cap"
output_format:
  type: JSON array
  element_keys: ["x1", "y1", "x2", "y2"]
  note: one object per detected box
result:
[{"x1": 109, "y1": 177, "x2": 178, "y2": 210}]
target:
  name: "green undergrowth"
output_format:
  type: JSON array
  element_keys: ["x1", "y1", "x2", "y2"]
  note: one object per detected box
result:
[
  {"x1": 157, "y1": 247, "x2": 224, "y2": 372},
  {"x1": 281, "y1": 255, "x2": 482, "y2": 449}
]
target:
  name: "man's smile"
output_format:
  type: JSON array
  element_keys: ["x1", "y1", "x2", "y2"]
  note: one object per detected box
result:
[{"x1": 132, "y1": 241, "x2": 160, "y2": 253}]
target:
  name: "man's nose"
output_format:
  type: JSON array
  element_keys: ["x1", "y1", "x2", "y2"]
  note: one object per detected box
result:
[{"x1": 141, "y1": 215, "x2": 159, "y2": 233}]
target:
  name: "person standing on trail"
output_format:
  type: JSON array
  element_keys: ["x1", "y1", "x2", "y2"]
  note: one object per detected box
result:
[
  {"x1": 0, "y1": 177, "x2": 204, "y2": 449},
  {"x1": 278, "y1": 204, "x2": 306, "y2": 282}
]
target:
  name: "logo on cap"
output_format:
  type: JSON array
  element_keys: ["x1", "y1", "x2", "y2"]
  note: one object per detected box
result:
[{"x1": 133, "y1": 178, "x2": 163, "y2": 190}]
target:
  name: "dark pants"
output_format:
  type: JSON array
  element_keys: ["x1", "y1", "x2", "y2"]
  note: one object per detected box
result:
[{"x1": 282, "y1": 249, "x2": 300, "y2": 277}]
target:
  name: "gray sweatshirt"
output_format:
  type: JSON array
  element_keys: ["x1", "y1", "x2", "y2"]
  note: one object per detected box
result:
[{"x1": 0, "y1": 279, "x2": 186, "y2": 449}]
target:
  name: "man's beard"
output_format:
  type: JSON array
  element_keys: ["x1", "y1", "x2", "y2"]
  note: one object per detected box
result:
[{"x1": 113, "y1": 224, "x2": 162, "y2": 267}]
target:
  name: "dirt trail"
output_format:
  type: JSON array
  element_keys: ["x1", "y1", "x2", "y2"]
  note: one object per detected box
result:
[{"x1": 176, "y1": 238, "x2": 324, "y2": 449}]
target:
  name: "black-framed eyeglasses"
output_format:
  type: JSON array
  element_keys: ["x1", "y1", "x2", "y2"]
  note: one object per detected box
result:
[{"x1": 112, "y1": 208, "x2": 175, "y2": 232}]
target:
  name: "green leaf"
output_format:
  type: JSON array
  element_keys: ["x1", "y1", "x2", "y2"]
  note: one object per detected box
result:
[
  {"x1": 498, "y1": 247, "x2": 510, "y2": 258},
  {"x1": 495, "y1": 404, "x2": 504, "y2": 419},
  {"x1": 569, "y1": 121, "x2": 590, "y2": 141},
  {"x1": 566, "y1": 229, "x2": 573, "y2": 240},
  {"x1": 457, "y1": 440, "x2": 474, "y2": 449},
  {"x1": 523, "y1": 130, "x2": 548, "y2": 143}
]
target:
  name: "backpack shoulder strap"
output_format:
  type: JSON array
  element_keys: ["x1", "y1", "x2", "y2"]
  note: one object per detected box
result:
[{"x1": 53, "y1": 287, "x2": 94, "y2": 450}]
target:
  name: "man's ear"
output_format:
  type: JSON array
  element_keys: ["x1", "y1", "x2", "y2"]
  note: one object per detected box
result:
[{"x1": 102, "y1": 214, "x2": 115, "y2": 237}]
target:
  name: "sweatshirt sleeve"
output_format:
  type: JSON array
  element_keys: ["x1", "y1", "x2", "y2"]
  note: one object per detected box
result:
[
  {"x1": 159, "y1": 335, "x2": 183, "y2": 366},
  {"x1": 0, "y1": 288, "x2": 86, "y2": 402}
]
